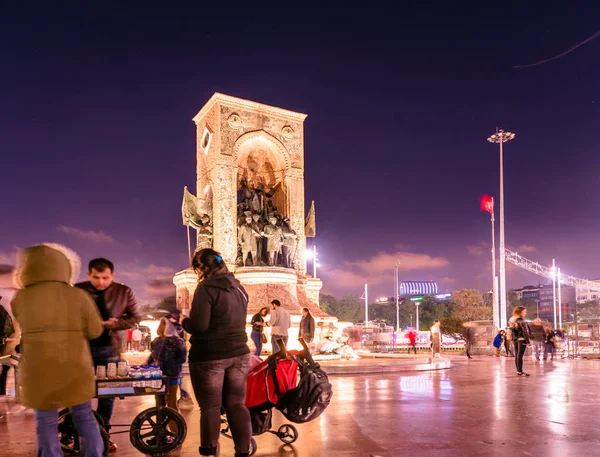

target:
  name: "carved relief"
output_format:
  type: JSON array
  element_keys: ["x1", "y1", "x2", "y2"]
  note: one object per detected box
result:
[
  {"x1": 228, "y1": 113, "x2": 242, "y2": 129},
  {"x1": 281, "y1": 125, "x2": 294, "y2": 140}
]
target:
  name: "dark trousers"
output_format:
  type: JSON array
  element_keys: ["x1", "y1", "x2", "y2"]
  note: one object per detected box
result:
[
  {"x1": 544, "y1": 342, "x2": 555, "y2": 359},
  {"x1": 190, "y1": 355, "x2": 252, "y2": 456},
  {"x1": 514, "y1": 341, "x2": 527, "y2": 373},
  {"x1": 408, "y1": 344, "x2": 417, "y2": 354},
  {"x1": 91, "y1": 346, "x2": 119, "y2": 431},
  {"x1": 504, "y1": 339, "x2": 513, "y2": 356},
  {"x1": 271, "y1": 335, "x2": 288, "y2": 354},
  {"x1": 251, "y1": 330, "x2": 263, "y2": 356},
  {"x1": 465, "y1": 342, "x2": 472, "y2": 358},
  {"x1": 0, "y1": 364, "x2": 10, "y2": 395}
]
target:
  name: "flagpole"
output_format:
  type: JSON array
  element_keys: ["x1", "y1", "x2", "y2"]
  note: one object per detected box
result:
[
  {"x1": 365, "y1": 283, "x2": 369, "y2": 323},
  {"x1": 558, "y1": 267, "x2": 562, "y2": 328},
  {"x1": 491, "y1": 208, "x2": 499, "y2": 329}
]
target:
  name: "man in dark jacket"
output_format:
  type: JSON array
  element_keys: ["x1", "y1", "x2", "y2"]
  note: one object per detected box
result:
[
  {"x1": 76, "y1": 258, "x2": 141, "y2": 447},
  {"x1": 299, "y1": 308, "x2": 315, "y2": 344},
  {"x1": 529, "y1": 318, "x2": 546, "y2": 360}
]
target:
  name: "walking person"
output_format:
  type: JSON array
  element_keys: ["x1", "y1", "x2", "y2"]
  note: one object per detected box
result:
[
  {"x1": 544, "y1": 327, "x2": 556, "y2": 361},
  {"x1": 270, "y1": 299, "x2": 291, "y2": 354},
  {"x1": 0, "y1": 296, "x2": 17, "y2": 401},
  {"x1": 76, "y1": 258, "x2": 141, "y2": 451},
  {"x1": 181, "y1": 248, "x2": 252, "y2": 457},
  {"x1": 493, "y1": 330, "x2": 505, "y2": 357},
  {"x1": 504, "y1": 326, "x2": 514, "y2": 357},
  {"x1": 529, "y1": 318, "x2": 545, "y2": 361},
  {"x1": 250, "y1": 307, "x2": 270, "y2": 356},
  {"x1": 407, "y1": 328, "x2": 417, "y2": 354},
  {"x1": 509, "y1": 306, "x2": 532, "y2": 377},
  {"x1": 11, "y1": 243, "x2": 105, "y2": 457},
  {"x1": 464, "y1": 323, "x2": 474, "y2": 359},
  {"x1": 430, "y1": 320, "x2": 442, "y2": 358},
  {"x1": 299, "y1": 307, "x2": 315, "y2": 344}
]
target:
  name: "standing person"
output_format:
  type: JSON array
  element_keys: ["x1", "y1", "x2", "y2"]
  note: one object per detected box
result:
[
  {"x1": 0, "y1": 296, "x2": 17, "y2": 400},
  {"x1": 181, "y1": 248, "x2": 252, "y2": 457},
  {"x1": 270, "y1": 299, "x2": 291, "y2": 354},
  {"x1": 76, "y1": 258, "x2": 141, "y2": 450},
  {"x1": 504, "y1": 326, "x2": 514, "y2": 356},
  {"x1": 430, "y1": 320, "x2": 442, "y2": 358},
  {"x1": 150, "y1": 317, "x2": 187, "y2": 433},
  {"x1": 250, "y1": 307, "x2": 270, "y2": 356},
  {"x1": 529, "y1": 318, "x2": 545, "y2": 361},
  {"x1": 407, "y1": 328, "x2": 417, "y2": 354},
  {"x1": 509, "y1": 306, "x2": 532, "y2": 377},
  {"x1": 132, "y1": 325, "x2": 142, "y2": 352},
  {"x1": 493, "y1": 330, "x2": 505, "y2": 357},
  {"x1": 299, "y1": 308, "x2": 315, "y2": 344},
  {"x1": 126, "y1": 328, "x2": 133, "y2": 352},
  {"x1": 11, "y1": 243, "x2": 105, "y2": 457}
]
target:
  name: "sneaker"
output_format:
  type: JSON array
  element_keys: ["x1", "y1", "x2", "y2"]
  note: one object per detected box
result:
[
  {"x1": 108, "y1": 441, "x2": 118, "y2": 453},
  {"x1": 517, "y1": 372, "x2": 530, "y2": 377}
]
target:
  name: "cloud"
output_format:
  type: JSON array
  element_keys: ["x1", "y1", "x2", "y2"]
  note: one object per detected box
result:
[
  {"x1": 510, "y1": 244, "x2": 537, "y2": 254},
  {"x1": 348, "y1": 251, "x2": 449, "y2": 274},
  {"x1": 322, "y1": 250, "x2": 450, "y2": 294},
  {"x1": 0, "y1": 265, "x2": 15, "y2": 289},
  {"x1": 57, "y1": 225, "x2": 114, "y2": 243},
  {"x1": 442, "y1": 276, "x2": 457, "y2": 285},
  {"x1": 0, "y1": 250, "x2": 17, "y2": 265},
  {"x1": 467, "y1": 242, "x2": 490, "y2": 257},
  {"x1": 145, "y1": 278, "x2": 175, "y2": 298},
  {"x1": 118, "y1": 263, "x2": 175, "y2": 282}
]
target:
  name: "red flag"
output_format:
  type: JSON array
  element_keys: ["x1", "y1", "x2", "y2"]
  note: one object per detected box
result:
[{"x1": 480, "y1": 195, "x2": 494, "y2": 214}]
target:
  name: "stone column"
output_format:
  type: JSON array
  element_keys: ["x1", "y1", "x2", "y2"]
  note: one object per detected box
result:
[
  {"x1": 209, "y1": 159, "x2": 237, "y2": 266},
  {"x1": 173, "y1": 269, "x2": 198, "y2": 311}
]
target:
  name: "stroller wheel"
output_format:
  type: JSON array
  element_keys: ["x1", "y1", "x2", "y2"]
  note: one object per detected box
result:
[
  {"x1": 277, "y1": 424, "x2": 298, "y2": 444},
  {"x1": 249, "y1": 437, "x2": 257, "y2": 456}
]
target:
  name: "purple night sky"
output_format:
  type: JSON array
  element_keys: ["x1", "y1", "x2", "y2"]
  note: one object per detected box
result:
[{"x1": 1, "y1": 4, "x2": 599, "y2": 304}]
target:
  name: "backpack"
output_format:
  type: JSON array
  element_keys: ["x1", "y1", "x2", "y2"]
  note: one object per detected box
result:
[
  {"x1": 0, "y1": 306, "x2": 15, "y2": 341},
  {"x1": 158, "y1": 336, "x2": 185, "y2": 377},
  {"x1": 276, "y1": 362, "x2": 332, "y2": 424}
]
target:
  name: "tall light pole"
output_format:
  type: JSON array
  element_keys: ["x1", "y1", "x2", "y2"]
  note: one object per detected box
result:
[
  {"x1": 394, "y1": 261, "x2": 400, "y2": 332},
  {"x1": 364, "y1": 283, "x2": 369, "y2": 323},
  {"x1": 487, "y1": 128, "x2": 515, "y2": 329},
  {"x1": 558, "y1": 267, "x2": 562, "y2": 328},
  {"x1": 551, "y1": 259, "x2": 557, "y2": 328},
  {"x1": 415, "y1": 302, "x2": 420, "y2": 331}
]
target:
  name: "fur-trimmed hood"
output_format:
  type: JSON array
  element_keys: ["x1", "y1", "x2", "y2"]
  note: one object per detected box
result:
[{"x1": 13, "y1": 243, "x2": 81, "y2": 288}]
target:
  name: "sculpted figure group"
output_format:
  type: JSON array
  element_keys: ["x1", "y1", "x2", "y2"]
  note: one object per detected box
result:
[{"x1": 237, "y1": 180, "x2": 298, "y2": 268}]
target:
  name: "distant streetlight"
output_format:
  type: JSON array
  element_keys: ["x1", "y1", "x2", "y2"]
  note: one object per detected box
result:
[
  {"x1": 415, "y1": 302, "x2": 420, "y2": 331},
  {"x1": 550, "y1": 260, "x2": 557, "y2": 328},
  {"x1": 558, "y1": 267, "x2": 562, "y2": 328},
  {"x1": 487, "y1": 128, "x2": 515, "y2": 329},
  {"x1": 305, "y1": 244, "x2": 318, "y2": 278}
]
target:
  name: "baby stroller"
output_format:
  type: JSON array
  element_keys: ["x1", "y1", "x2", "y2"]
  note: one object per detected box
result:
[{"x1": 221, "y1": 338, "x2": 332, "y2": 456}]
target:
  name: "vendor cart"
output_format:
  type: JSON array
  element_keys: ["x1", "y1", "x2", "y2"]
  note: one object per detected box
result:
[{"x1": 58, "y1": 376, "x2": 187, "y2": 457}]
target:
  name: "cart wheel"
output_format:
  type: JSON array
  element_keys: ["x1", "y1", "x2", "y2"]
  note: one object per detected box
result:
[
  {"x1": 58, "y1": 409, "x2": 110, "y2": 456},
  {"x1": 129, "y1": 406, "x2": 187, "y2": 457},
  {"x1": 277, "y1": 424, "x2": 298, "y2": 444},
  {"x1": 249, "y1": 437, "x2": 258, "y2": 456}
]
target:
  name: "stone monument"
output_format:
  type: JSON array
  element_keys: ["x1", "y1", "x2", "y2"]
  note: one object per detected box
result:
[{"x1": 173, "y1": 93, "x2": 334, "y2": 335}]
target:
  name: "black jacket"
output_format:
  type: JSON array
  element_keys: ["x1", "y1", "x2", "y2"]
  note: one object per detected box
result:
[
  {"x1": 509, "y1": 316, "x2": 531, "y2": 344},
  {"x1": 299, "y1": 314, "x2": 315, "y2": 338},
  {"x1": 182, "y1": 273, "x2": 250, "y2": 362}
]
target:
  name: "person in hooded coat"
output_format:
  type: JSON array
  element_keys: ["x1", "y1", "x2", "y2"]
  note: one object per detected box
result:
[
  {"x1": 181, "y1": 248, "x2": 251, "y2": 457},
  {"x1": 11, "y1": 243, "x2": 105, "y2": 457}
]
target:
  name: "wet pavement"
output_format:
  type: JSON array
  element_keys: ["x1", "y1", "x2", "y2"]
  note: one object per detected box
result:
[{"x1": 2, "y1": 356, "x2": 600, "y2": 456}]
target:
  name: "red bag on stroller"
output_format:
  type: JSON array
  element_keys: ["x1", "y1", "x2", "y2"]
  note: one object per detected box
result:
[{"x1": 245, "y1": 353, "x2": 299, "y2": 409}]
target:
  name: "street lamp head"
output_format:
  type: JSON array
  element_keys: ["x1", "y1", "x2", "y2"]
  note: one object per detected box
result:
[
  {"x1": 305, "y1": 250, "x2": 313, "y2": 260},
  {"x1": 487, "y1": 129, "x2": 515, "y2": 144}
]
